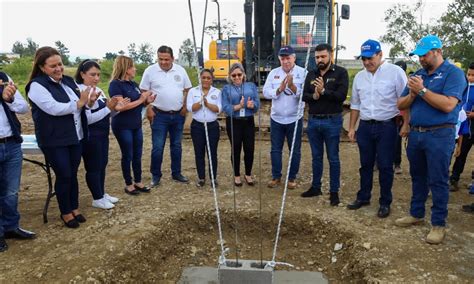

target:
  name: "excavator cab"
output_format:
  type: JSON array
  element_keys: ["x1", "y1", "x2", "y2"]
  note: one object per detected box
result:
[{"x1": 286, "y1": 0, "x2": 332, "y2": 70}]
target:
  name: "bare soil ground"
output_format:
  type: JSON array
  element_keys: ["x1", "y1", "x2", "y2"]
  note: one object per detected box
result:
[{"x1": 0, "y1": 110, "x2": 473, "y2": 283}]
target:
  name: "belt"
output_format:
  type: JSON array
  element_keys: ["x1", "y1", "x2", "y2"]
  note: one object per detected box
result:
[
  {"x1": 361, "y1": 117, "x2": 396, "y2": 124},
  {"x1": 0, "y1": 136, "x2": 14, "y2": 143},
  {"x1": 153, "y1": 106, "x2": 182, "y2": 114},
  {"x1": 410, "y1": 124, "x2": 455, "y2": 132},
  {"x1": 309, "y1": 113, "x2": 340, "y2": 119},
  {"x1": 228, "y1": 116, "x2": 252, "y2": 120}
]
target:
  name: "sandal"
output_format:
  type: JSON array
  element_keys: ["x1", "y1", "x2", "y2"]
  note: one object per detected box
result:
[{"x1": 124, "y1": 186, "x2": 140, "y2": 195}]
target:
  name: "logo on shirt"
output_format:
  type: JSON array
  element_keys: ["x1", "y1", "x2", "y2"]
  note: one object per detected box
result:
[
  {"x1": 433, "y1": 73, "x2": 443, "y2": 80},
  {"x1": 174, "y1": 75, "x2": 181, "y2": 82},
  {"x1": 211, "y1": 94, "x2": 218, "y2": 100},
  {"x1": 326, "y1": 78, "x2": 335, "y2": 83},
  {"x1": 274, "y1": 75, "x2": 280, "y2": 79}
]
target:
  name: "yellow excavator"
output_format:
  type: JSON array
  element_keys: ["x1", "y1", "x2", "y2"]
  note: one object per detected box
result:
[{"x1": 204, "y1": 0, "x2": 350, "y2": 82}]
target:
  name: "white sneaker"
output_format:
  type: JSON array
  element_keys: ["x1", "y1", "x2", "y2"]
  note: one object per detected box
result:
[
  {"x1": 92, "y1": 198, "x2": 115, "y2": 210},
  {"x1": 104, "y1": 193, "x2": 119, "y2": 204}
]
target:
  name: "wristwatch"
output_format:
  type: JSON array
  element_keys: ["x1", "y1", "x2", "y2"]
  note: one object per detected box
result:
[{"x1": 418, "y1": 87, "x2": 427, "y2": 97}]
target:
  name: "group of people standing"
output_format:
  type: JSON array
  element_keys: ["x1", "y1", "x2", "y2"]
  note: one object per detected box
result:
[{"x1": 0, "y1": 34, "x2": 471, "y2": 252}]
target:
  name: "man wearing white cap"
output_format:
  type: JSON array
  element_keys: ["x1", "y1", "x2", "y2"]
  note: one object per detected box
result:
[
  {"x1": 347, "y1": 39, "x2": 407, "y2": 218},
  {"x1": 396, "y1": 35, "x2": 467, "y2": 244}
]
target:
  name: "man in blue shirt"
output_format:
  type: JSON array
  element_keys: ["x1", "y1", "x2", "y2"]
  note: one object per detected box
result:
[{"x1": 396, "y1": 35, "x2": 468, "y2": 244}]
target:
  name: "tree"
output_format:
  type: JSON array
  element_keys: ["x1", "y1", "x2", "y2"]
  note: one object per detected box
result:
[
  {"x1": 74, "y1": 56, "x2": 82, "y2": 65},
  {"x1": 104, "y1": 52, "x2": 118, "y2": 60},
  {"x1": 55, "y1": 41, "x2": 70, "y2": 65},
  {"x1": 127, "y1": 43, "x2": 139, "y2": 62},
  {"x1": 11, "y1": 38, "x2": 38, "y2": 57},
  {"x1": 118, "y1": 50, "x2": 125, "y2": 56},
  {"x1": 434, "y1": 0, "x2": 473, "y2": 68},
  {"x1": 138, "y1": 43, "x2": 154, "y2": 64},
  {"x1": 179, "y1": 38, "x2": 194, "y2": 67},
  {"x1": 380, "y1": 1, "x2": 432, "y2": 58},
  {"x1": 204, "y1": 19, "x2": 237, "y2": 39},
  {"x1": 380, "y1": 0, "x2": 473, "y2": 67}
]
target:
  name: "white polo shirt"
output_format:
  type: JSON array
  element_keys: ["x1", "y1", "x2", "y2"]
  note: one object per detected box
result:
[
  {"x1": 186, "y1": 86, "x2": 221, "y2": 123},
  {"x1": 0, "y1": 76, "x2": 29, "y2": 138},
  {"x1": 350, "y1": 61, "x2": 407, "y2": 121},
  {"x1": 139, "y1": 63, "x2": 192, "y2": 111},
  {"x1": 262, "y1": 65, "x2": 306, "y2": 124}
]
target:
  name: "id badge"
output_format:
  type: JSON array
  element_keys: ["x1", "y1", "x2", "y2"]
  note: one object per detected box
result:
[{"x1": 239, "y1": 107, "x2": 246, "y2": 117}]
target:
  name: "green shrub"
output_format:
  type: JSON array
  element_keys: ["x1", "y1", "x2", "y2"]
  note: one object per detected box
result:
[{"x1": 1, "y1": 56, "x2": 33, "y2": 84}]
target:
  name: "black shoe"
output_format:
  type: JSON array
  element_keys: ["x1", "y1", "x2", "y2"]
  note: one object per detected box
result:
[
  {"x1": 377, "y1": 206, "x2": 390, "y2": 218},
  {"x1": 462, "y1": 203, "x2": 474, "y2": 213},
  {"x1": 73, "y1": 213, "x2": 87, "y2": 223},
  {"x1": 172, "y1": 174, "x2": 189, "y2": 183},
  {"x1": 0, "y1": 237, "x2": 7, "y2": 252},
  {"x1": 196, "y1": 179, "x2": 205, "y2": 187},
  {"x1": 449, "y1": 179, "x2": 459, "y2": 192},
  {"x1": 60, "y1": 215, "x2": 80, "y2": 229},
  {"x1": 4, "y1": 228, "x2": 36, "y2": 239},
  {"x1": 124, "y1": 186, "x2": 140, "y2": 195},
  {"x1": 244, "y1": 175, "x2": 255, "y2": 186},
  {"x1": 134, "y1": 184, "x2": 151, "y2": 193},
  {"x1": 329, "y1": 192, "x2": 340, "y2": 206},
  {"x1": 347, "y1": 200, "x2": 370, "y2": 210},
  {"x1": 234, "y1": 177, "x2": 243, "y2": 187},
  {"x1": 150, "y1": 177, "x2": 161, "y2": 188},
  {"x1": 301, "y1": 187, "x2": 322, "y2": 198}
]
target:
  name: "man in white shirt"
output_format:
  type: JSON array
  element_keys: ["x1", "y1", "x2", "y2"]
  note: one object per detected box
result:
[
  {"x1": 0, "y1": 73, "x2": 36, "y2": 252},
  {"x1": 347, "y1": 40, "x2": 407, "y2": 218},
  {"x1": 141, "y1": 46, "x2": 192, "y2": 187},
  {"x1": 263, "y1": 46, "x2": 306, "y2": 189}
]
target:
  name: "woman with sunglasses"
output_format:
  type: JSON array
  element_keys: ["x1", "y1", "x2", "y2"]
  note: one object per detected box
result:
[
  {"x1": 186, "y1": 69, "x2": 221, "y2": 187},
  {"x1": 75, "y1": 60, "x2": 129, "y2": 210},
  {"x1": 221, "y1": 63, "x2": 260, "y2": 186}
]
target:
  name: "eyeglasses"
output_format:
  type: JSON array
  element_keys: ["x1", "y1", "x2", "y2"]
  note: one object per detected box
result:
[{"x1": 231, "y1": 73, "x2": 243, "y2": 78}]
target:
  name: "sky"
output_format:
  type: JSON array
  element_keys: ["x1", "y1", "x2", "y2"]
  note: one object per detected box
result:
[{"x1": 0, "y1": 0, "x2": 450, "y2": 61}]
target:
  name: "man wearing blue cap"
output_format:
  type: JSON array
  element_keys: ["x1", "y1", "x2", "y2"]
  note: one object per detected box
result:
[
  {"x1": 347, "y1": 39, "x2": 408, "y2": 218},
  {"x1": 263, "y1": 45, "x2": 306, "y2": 189},
  {"x1": 396, "y1": 35, "x2": 467, "y2": 244}
]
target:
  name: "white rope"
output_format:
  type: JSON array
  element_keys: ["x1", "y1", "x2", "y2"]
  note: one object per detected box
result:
[
  {"x1": 270, "y1": 0, "x2": 320, "y2": 265},
  {"x1": 188, "y1": 0, "x2": 227, "y2": 266}
]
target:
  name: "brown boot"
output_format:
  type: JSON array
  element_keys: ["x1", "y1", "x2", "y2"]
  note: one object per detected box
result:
[
  {"x1": 287, "y1": 179, "x2": 297, "y2": 189},
  {"x1": 395, "y1": 216, "x2": 424, "y2": 227},
  {"x1": 426, "y1": 226, "x2": 446, "y2": 244},
  {"x1": 267, "y1": 178, "x2": 281, "y2": 188}
]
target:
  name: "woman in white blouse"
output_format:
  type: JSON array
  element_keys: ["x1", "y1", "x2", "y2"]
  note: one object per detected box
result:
[{"x1": 186, "y1": 69, "x2": 221, "y2": 187}]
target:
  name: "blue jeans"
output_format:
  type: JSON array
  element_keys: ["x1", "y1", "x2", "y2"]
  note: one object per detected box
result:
[
  {"x1": 113, "y1": 128, "x2": 143, "y2": 186},
  {"x1": 42, "y1": 143, "x2": 82, "y2": 215},
  {"x1": 190, "y1": 120, "x2": 220, "y2": 180},
  {"x1": 150, "y1": 112, "x2": 185, "y2": 181},
  {"x1": 82, "y1": 135, "x2": 109, "y2": 200},
  {"x1": 270, "y1": 118, "x2": 303, "y2": 180},
  {"x1": 407, "y1": 127, "x2": 455, "y2": 226},
  {"x1": 356, "y1": 120, "x2": 397, "y2": 206},
  {"x1": 0, "y1": 141, "x2": 22, "y2": 236},
  {"x1": 307, "y1": 115, "x2": 342, "y2": 192}
]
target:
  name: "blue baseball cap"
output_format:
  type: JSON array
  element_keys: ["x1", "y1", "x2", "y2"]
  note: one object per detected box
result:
[
  {"x1": 278, "y1": 45, "x2": 295, "y2": 56},
  {"x1": 358, "y1": 39, "x2": 381, "y2": 58},
  {"x1": 409, "y1": 35, "x2": 443, "y2": 56}
]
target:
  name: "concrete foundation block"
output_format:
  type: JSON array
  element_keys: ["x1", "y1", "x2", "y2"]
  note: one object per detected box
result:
[{"x1": 218, "y1": 259, "x2": 273, "y2": 284}]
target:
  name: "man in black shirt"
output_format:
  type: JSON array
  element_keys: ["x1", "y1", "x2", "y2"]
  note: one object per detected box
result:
[{"x1": 302, "y1": 44, "x2": 349, "y2": 206}]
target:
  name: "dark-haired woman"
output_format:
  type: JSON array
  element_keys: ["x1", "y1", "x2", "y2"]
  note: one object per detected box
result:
[
  {"x1": 221, "y1": 63, "x2": 260, "y2": 186},
  {"x1": 75, "y1": 60, "x2": 126, "y2": 209},
  {"x1": 109, "y1": 56, "x2": 154, "y2": 195},
  {"x1": 26, "y1": 47, "x2": 97, "y2": 228},
  {"x1": 186, "y1": 69, "x2": 221, "y2": 187}
]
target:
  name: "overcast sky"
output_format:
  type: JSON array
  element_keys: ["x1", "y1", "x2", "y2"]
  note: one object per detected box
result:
[{"x1": 0, "y1": 0, "x2": 449, "y2": 61}]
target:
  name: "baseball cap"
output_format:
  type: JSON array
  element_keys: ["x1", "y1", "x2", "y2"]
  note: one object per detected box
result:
[
  {"x1": 278, "y1": 45, "x2": 295, "y2": 56},
  {"x1": 409, "y1": 35, "x2": 443, "y2": 56},
  {"x1": 358, "y1": 39, "x2": 381, "y2": 58}
]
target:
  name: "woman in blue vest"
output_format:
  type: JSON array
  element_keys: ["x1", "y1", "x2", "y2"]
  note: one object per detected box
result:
[
  {"x1": 186, "y1": 69, "x2": 221, "y2": 187},
  {"x1": 27, "y1": 47, "x2": 97, "y2": 228},
  {"x1": 109, "y1": 56, "x2": 154, "y2": 195},
  {"x1": 75, "y1": 60, "x2": 125, "y2": 209},
  {"x1": 221, "y1": 63, "x2": 260, "y2": 186}
]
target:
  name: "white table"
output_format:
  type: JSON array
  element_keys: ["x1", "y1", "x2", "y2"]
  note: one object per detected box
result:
[{"x1": 21, "y1": 135, "x2": 54, "y2": 223}]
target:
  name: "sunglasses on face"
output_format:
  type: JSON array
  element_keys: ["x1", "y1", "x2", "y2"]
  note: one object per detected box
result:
[{"x1": 231, "y1": 73, "x2": 243, "y2": 78}]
